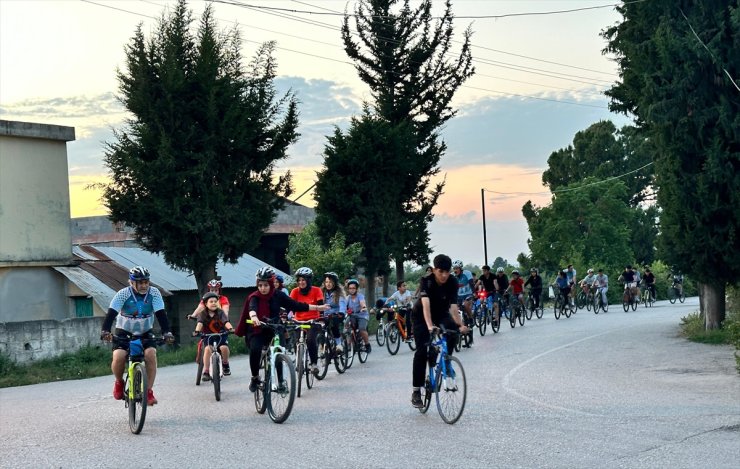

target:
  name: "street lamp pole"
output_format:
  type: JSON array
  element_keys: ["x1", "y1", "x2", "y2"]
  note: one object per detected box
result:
[{"x1": 481, "y1": 188, "x2": 488, "y2": 266}]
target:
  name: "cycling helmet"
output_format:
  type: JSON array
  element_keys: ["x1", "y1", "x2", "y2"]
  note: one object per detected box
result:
[
  {"x1": 256, "y1": 267, "x2": 275, "y2": 281},
  {"x1": 496, "y1": 267, "x2": 505, "y2": 273},
  {"x1": 347, "y1": 278, "x2": 359, "y2": 287},
  {"x1": 202, "y1": 292, "x2": 219, "y2": 304},
  {"x1": 323, "y1": 271, "x2": 339, "y2": 284},
  {"x1": 530, "y1": 267, "x2": 538, "y2": 273},
  {"x1": 587, "y1": 268, "x2": 594, "y2": 274},
  {"x1": 276, "y1": 275, "x2": 284, "y2": 284},
  {"x1": 129, "y1": 266, "x2": 150, "y2": 281},
  {"x1": 452, "y1": 260, "x2": 464, "y2": 269},
  {"x1": 295, "y1": 267, "x2": 313, "y2": 279},
  {"x1": 207, "y1": 279, "x2": 222, "y2": 291},
  {"x1": 511, "y1": 269, "x2": 519, "y2": 275}
]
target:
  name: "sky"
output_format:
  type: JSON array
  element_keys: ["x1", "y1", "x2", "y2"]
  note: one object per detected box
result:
[{"x1": 0, "y1": 0, "x2": 633, "y2": 267}]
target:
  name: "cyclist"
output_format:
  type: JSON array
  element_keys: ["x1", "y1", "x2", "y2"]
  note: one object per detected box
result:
[
  {"x1": 289, "y1": 267, "x2": 326, "y2": 376},
  {"x1": 523, "y1": 268, "x2": 543, "y2": 310},
  {"x1": 506, "y1": 270, "x2": 525, "y2": 309},
  {"x1": 274, "y1": 275, "x2": 289, "y2": 295},
  {"x1": 593, "y1": 268, "x2": 609, "y2": 306},
  {"x1": 618, "y1": 265, "x2": 639, "y2": 304},
  {"x1": 385, "y1": 280, "x2": 415, "y2": 343},
  {"x1": 566, "y1": 264, "x2": 577, "y2": 307},
  {"x1": 345, "y1": 279, "x2": 371, "y2": 353},
  {"x1": 236, "y1": 267, "x2": 329, "y2": 392},
  {"x1": 413, "y1": 266, "x2": 434, "y2": 299},
  {"x1": 189, "y1": 279, "x2": 230, "y2": 320},
  {"x1": 101, "y1": 266, "x2": 174, "y2": 406},
  {"x1": 475, "y1": 265, "x2": 496, "y2": 307},
  {"x1": 492, "y1": 267, "x2": 509, "y2": 325},
  {"x1": 192, "y1": 292, "x2": 234, "y2": 381},
  {"x1": 554, "y1": 270, "x2": 571, "y2": 310},
  {"x1": 668, "y1": 271, "x2": 684, "y2": 296},
  {"x1": 580, "y1": 269, "x2": 597, "y2": 296},
  {"x1": 410, "y1": 254, "x2": 470, "y2": 408},
  {"x1": 642, "y1": 267, "x2": 656, "y2": 301},
  {"x1": 322, "y1": 272, "x2": 347, "y2": 353},
  {"x1": 452, "y1": 260, "x2": 474, "y2": 347}
]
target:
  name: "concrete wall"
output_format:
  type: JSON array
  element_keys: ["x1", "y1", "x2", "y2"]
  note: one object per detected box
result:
[
  {"x1": 0, "y1": 120, "x2": 75, "y2": 265},
  {"x1": 0, "y1": 317, "x2": 104, "y2": 363},
  {"x1": 0, "y1": 267, "x2": 70, "y2": 322}
]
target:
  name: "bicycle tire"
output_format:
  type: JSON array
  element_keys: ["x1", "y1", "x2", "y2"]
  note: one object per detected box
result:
[
  {"x1": 254, "y1": 354, "x2": 267, "y2": 414},
  {"x1": 315, "y1": 334, "x2": 329, "y2": 380},
  {"x1": 631, "y1": 299, "x2": 638, "y2": 311},
  {"x1": 668, "y1": 287, "x2": 677, "y2": 304},
  {"x1": 509, "y1": 307, "x2": 517, "y2": 328},
  {"x1": 536, "y1": 304, "x2": 544, "y2": 319},
  {"x1": 564, "y1": 303, "x2": 572, "y2": 318},
  {"x1": 387, "y1": 324, "x2": 401, "y2": 356},
  {"x1": 296, "y1": 344, "x2": 305, "y2": 397},
  {"x1": 128, "y1": 362, "x2": 148, "y2": 434},
  {"x1": 622, "y1": 298, "x2": 629, "y2": 312},
  {"x1": 375, "y1": 321, "x2": 386, "y2": 346},
  {"x1": 436, "y1": 355, "x2": 466, "y2": 425},
  {"x1": 586, "y1": 294, "x2": 593, "y2": 312},
  {"x1": 518, "y1": 306, "x2": 526, "y2": 326},
  {"x1": 679, "y1": 292, "x2": 685, "y2": 303},
  {"x1": 525, "y1": 303, "x2": 533, "y2": 321},
  {"x1": 211, "y1": 351, "x2": 221, "y2": 402},
  {"x1": 419, "y1": 376, "x2": 432, "y2": 414},
  {"x1": 358, "y1": 337, "x2": 369, "y2": 363},
  {"x1": 492, "y1": 314, "x2": 500, "y2": 333},
  {"x1": 554, "y1": 298, "x2": 561, "y2": 320},
  {"x1": 266, "y1": 354, "x2": 296, "y2": 424},
  {"x1": 474, "y1": 305, "x2": 483, "y2": 328},
  {"x1": 343, "y1": 333, "x2": 355, "y2": 370},
  {"x1": 478, "y1": 310, "x2": 487, "y2": 336},
  {"x1": 195, "y1": 341, "x2": 204, "y2": 386},
  {"x1": 594, "y1": 297, "x2": 600, "y2": 314},
  {"x1": 602, "y1": 301, "x2": 609, "y2": 313}
]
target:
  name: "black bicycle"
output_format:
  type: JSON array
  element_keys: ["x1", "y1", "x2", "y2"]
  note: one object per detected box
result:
[
  {"x1": 315, "y1": 314, "x2": 348, "y2": 379},
  {"x1": 195, "y1": 331, "x2": 230, "y2": 401}
]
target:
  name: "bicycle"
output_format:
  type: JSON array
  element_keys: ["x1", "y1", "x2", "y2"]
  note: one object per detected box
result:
[
  {"x1": 386, "y1": 306, "x2": 417, "y2": 356},
  {"x1": 373, "y1": 308, "x2": 388, "y2": 346},
  {"x1": 641, "y1": 283, "x2": 655, "y2": 308},
  {"x1": 525, "y1": 288, "x2": 544, "y2": 319},
  {"x1": 593, "y1": 287, "x2": 609, "y2": 313},
  {"x1": 491, "y1": 293, "x2": 508, "y2": 333},
  {"x1": 344, "y1": 310, "x2": 370, "y2": 369},
  {"x1": 622, "y1": 282, "x2": 639, "y2": 312},
  {"x1": 668, "y1": 282, "x2": 685, "y2": 304},
  {"x1": 315, "y1": 314, "x2": 348, "y2": 379},
  {"x1": 195, "y1": 331, "x2": 230, "y2": 401},
  {"x1": 509, "y1": 294, "x2": 525, "y2": 327},
  {"x1": 552, "y1": 288, "x2": 572, "y2": 320},
  {"x1": 107, "y1": 334, "x2": 163, "y2": 434},
  {"x1": 290, "y1": 320, "x2": 315, "y2": 398},
  {"x1": 418, "y1": 325, "x2": 467, "y2": 425},
  {"x1": 246, "y1": 320, "x2": 297, "y2": 424},
  {"x1": 473, "y1": 290, "x2": 490, "y2": 336}
]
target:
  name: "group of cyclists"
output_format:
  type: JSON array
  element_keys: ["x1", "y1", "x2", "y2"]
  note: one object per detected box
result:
[{"x1": 100, "y1": 258, "x2": 684, "y2": 410}]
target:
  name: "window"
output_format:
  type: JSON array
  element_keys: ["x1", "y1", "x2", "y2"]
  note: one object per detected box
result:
[{"x1": 74, "y1": 297, "x2": 93, "y2": 317}]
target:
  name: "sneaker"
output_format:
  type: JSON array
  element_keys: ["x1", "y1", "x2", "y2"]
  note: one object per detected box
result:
[
  {"x1": 311, "y1": 365, "x2": 319, "y2": 376},
  {"x1": 365, "y1": 343, "x2": 371, "y2": 353},
  {"x1": 113, "y1": 379, "x2": 124, "y2": 400},
  {"x1": 147, "y1": 389, "x2": 157, "y2": 406},
  {"x1": 411, "y1": 390, "x2": 423, "y2": 408},
  {"x1": 202, "y1": 372, "x2": 212, "y2": 382},
  {"x1": 335, "y1": 343, "x2": 343, "y2": 353},
  {"x1": 249, "y1": 376, "x2": 260, "y2": 393},
  {"x1": 223, "y1": 364, "x2": 231, "y2": 376}
]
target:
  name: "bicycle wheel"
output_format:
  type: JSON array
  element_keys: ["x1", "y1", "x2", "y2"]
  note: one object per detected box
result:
[
  {"x1": 266, "y1": 354, "x2": 296, "y2": 424},
  {"x1": 195, "y1": 340, "x2": 204, "y2": 386},
  {"x1": 509, "y1": 306, "x2": 517, "y2": 328},
  {"x1": 128, "y1": 362, "x2": 148, "y2": 434},
  {"x1": 586, "y1": 294, "x2": 593, "y2": 312},
  {"x1": 436, "y1": 355, "x2": 466, "y2": 425},
  {"x1": 525, "y1": 302, "x2": 533, "y2": 321},
  {"x1": 622, "y1": 294, "x2": 629, "y2": 312},
  {"x1": 668, "y1": 287, "x2": 677, "y2": 304},
  {"x1": 387, "y1": 324, "x2": 401, "y2": 356},
  {"x1": 554, "y1": 299, "x2": 561, "y2": 320},
  {"x1": 358, "y1": 337, "x2": 369, "y2": 363},
  {"x1": 296, "y1": 344, "x2": 305, "y2": 398},
  {"x1": 211, "y1": 351, "x2": 221, "y2": 402},
  {"x1": 407, "y1": 332, "x2": 417, "y2": 351},
  {"x1": 602, "y1": 300, "x2": 609, "y2": 313},
  {"x1": 343, "y1": 333, "x2": 354, "y2": 370},
  {"x1": 576, "y1": 291, "x2": 586, "y2": 309},
  {"x1": 631, "y1": 298, "x2": 638, "y2": 311},
  {"x1": 594, "y1": 296, "x2": 600, "y2": 314},
  {"x1": 333, "y1": 339, "x2": 347, "y2": 374},
  {"x1": 564, "y1": 302, "x2": 572, "y2": 318},
  {"x1": 375, "y1": 321, "x2": 386, "y2": 346},
  {"x1": 419, "y1": 375, "x2": 433, "y2": 414},
  {"x1": 478, "y1": 309, "x2": 487, "y2": 336},
  {"x1": 536, "y1": 303, "x2": 544, "y2": 319},
  {"x1": 518, "y1": 306, "x2": 525, "y2": 326},
  {"x1": 679, "y1": 291, "x2": 685, "y2": 303},
  {"x1": 254, "y1": 354, "x2": 267, "y2": 414},
  {"x1": 315, "y1": 334, "x2": 329, "y2": 380},
  {"x1": 492, "y1": 313, "x2": 500, "y2": 333}
]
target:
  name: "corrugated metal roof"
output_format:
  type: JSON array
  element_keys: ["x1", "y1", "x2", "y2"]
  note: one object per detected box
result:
[
  {"x1": 73, "y1": 245, "x2": 100, "y2": 260},
  {"x1": 53, "y1": 266, "x2": 117, "y2": 311},
  {"x1": 90, "y1": 246, "x2": 290, "y2": 291}
]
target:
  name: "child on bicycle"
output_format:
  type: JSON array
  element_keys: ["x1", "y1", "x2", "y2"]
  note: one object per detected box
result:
[
  {"x1": 384, "y1": 280, "x2": 415, "y2": 342},
  {"x1": 345, "y1": 279, "x2": 371, "y2": 353},
  {"x1": 507, "y1": 270, "x2": 526, "y2": 308},
  {"x1": 192, "y1": 292, "x2": 235, "y2": 381},
  {"x1": 322, "y1": 272, "x2": 347, "y2": 353},
  {"x1": 236, "y1": 267, "x2": 328, "y2": 392},
  {"x1": 554, "y1": 270, "x2": 571, "y2": 307}
]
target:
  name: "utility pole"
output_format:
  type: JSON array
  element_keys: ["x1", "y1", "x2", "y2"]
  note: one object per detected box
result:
[{"x1": 481, "y1": 188, "x2": 488, "y2": 266}]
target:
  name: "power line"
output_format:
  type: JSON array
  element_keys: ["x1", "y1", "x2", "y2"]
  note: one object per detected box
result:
[{"x1": 483, "y1": 162, "x2": 654, "y2": 196}]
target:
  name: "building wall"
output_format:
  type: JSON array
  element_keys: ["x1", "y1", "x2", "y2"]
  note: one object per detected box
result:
[
  {"x1": 0, "y1": 267, "x2": 70, "y2": 322},
  {"x1": 0, "y1": 317, "x2": 103, "y2": 363},
  {"x1": 0, "y1": 120, "x2": 75, "y2": 265}
]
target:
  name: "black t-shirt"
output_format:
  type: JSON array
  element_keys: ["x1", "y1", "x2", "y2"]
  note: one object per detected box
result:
[
  {"x1": 412, "y1": 273, "x2": 458, "y2": 325},
  {"x1": 622, "y1": 270, "x2": 635, "y2": 283},
  {"x1": 478, "y1": 273, "x2": 496, "y2": 293},
  {"x1": 643, "y1": 272, "x2": 655, "y2": 285},
  {"x1": 524, "y1": 274, "x2": 543, "y2": 289},
  {"x1": 494, "y1": 274, "x2": 509, "y2": 293}
]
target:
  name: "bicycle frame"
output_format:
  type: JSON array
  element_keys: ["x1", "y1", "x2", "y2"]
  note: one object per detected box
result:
[{"x1": 199, "y1": 332, "x2": 227, "y2": 378}]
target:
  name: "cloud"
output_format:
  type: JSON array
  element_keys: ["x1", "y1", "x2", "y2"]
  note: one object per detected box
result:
[{"x1": 0, "y1": 92, "x2": 123, "y2": 119}]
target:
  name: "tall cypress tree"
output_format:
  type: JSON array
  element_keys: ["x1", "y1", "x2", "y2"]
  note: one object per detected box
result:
[
  {"x1": 341, "y1": 0, "x2": 474, "y2": 281},
  {"x1": 102, "y1": 0, "x2": 298, "y2": 294},
  {"x1": 603, "y1": 0, "x2": 740, "y2": 327}
]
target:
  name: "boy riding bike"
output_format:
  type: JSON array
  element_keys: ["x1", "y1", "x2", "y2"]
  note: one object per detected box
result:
[{"x1": 192, "y1": 292, "x2": 234, "y2": 381}]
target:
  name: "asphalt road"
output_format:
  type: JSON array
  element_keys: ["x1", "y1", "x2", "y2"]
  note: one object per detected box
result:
[{"x1": 1, "y1": 297, "x2": 738, "y2": 469}]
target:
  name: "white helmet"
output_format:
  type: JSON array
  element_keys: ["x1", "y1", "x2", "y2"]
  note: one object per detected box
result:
[
  {"x1": 452, "y1": 260, "x2": 464, "y2": 269},
  {"x1": 496, "y1": 267, "x2": 504, "y2": 273},
  {"x1": 587, "y1": 268, "x2": 594, "y2": 274}
]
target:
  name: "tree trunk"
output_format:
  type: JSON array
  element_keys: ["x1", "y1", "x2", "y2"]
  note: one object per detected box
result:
[
  {"x1": 365, "y1": 275, "x2": 376, "y2": 309},
  {"x1": 194, "y1": 263, "x2": 218, "y2": 298},
  {"x1": 395, "y1": 259, "x2": 405, "y2": 283},
  {"x1": 699, "y1": 281, "x2": 725, "y2": 330},
  {"x1": 382, "y1": 275, "x2": 390, "y2": 298}
]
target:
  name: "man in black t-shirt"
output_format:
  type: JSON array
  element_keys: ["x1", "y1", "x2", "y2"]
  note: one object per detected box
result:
[{"x1": 410, "y1": 254, "x2": 470, "y2": 408}]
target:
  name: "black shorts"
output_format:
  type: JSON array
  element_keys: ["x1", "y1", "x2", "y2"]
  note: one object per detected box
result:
[{"x1": 113, "y1": 330, "x2": 157, "y2": 351}]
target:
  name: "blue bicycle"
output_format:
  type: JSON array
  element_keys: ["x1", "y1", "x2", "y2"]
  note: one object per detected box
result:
[{"x1": 418, "y1": 326, "x2": 467, "y2": 424}]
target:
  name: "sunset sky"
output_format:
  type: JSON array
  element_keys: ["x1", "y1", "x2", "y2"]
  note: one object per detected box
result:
[{"x1": 0, "y1": 0, "x2": 632, "y2": 266}]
